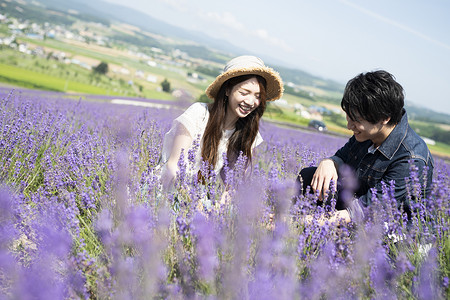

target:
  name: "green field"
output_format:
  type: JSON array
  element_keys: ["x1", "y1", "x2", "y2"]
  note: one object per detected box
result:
[
  {"x1": 18, "y1": 37, "x2": 208, "y2": 98},
  {"x1": 0, "y1": 63, "x2": 114, "y2": 94},
  {"x1": 0, "y1": 45, "x2": 177, "y2": 100},
  {"x1": 2, "y1": 59, "x2": 449, "y2": 158},
  {"x1": 1, "y1": 37, "x2": 449, "y2": 157},
  {"x1": 427, "y1": 142, "x2": 450, "y2": 160}
]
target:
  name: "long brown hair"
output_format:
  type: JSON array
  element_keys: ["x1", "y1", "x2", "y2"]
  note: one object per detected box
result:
[{"x1": 201, "y1": 74, "x2": 267, "y2": 170}]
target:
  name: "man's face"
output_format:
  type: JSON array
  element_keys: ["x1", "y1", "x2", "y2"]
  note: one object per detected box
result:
[{"x1": 346, "y1": 114, "x2": 387, "y2": 146}]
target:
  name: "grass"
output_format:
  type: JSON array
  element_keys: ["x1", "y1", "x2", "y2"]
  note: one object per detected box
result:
[
  {"x1": 264, "y1": 104, "x2": 352, "y2": 137},
  {"x1": 0, "y1": 47, "x2": 177, "y2": 100},
  {"x1": 18, "y1": 38, "x2": 204, "y2": 99},
  {"x1": 0, "y1": 63, "x2": 114, "y2": 95},
  {"x1": 428, "y1": 142, "x2": 450, "y2": 160}
]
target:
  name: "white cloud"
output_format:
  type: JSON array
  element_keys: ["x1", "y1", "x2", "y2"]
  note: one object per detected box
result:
[
  {"x1": 159, "y1": 0, "x2": 189, "y2": 12},
  {"x1": 201, "y1": 11, "x2": 245, "y2": 31},
  {"x1": 254, "y1": 29, "x2": 293, "y2": 52},
  {"x1": 255, "y1": 29, "x2": 268, "y2": 39},
  {"x1": 200, "y1": 10, "x2": 293, "y2": 52},
  {"x1": 340, "y1": 0, "x2": 450, "y2": 51}
]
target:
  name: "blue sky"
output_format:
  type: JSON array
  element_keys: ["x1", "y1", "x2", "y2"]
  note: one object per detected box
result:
[{"x1": 104, "y1": 0, "x2": 450, "y2": 115}]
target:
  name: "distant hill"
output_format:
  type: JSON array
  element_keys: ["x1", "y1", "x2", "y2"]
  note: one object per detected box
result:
[
  {"x1": 274, "y1": 65, "x2": 344, "y2": 92},
  {"x1": 2, "y1": 0, "x2": 110, "y2": 26},
  {"x1": 29, "y1": 0, "x2": 248, "y2": 63},
  {"x1": 8, "y1": 0, "x2": 450, "y2": 124},
  {"x1": 406, "y1": 102, "x2": 450, "y2": 125},
  {"x1": 23, "y1": 0, "x2": 342, "y2": 89}
]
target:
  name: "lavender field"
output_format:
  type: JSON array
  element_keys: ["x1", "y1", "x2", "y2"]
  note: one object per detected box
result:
[{"x1": 0, "y1": 88, "x2": 449, "y2": 299}]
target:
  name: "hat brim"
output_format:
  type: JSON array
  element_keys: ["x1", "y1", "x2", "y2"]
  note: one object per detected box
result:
[{"x1": 205, "y1": 66, "x2": 284, "y2": 102}]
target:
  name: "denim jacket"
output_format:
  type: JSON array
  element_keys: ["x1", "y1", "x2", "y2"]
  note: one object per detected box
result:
[{"x1": 330, "y1": 111, "x2": 434, "y2": 221}]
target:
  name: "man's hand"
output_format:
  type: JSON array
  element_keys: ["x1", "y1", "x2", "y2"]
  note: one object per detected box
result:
[{"x1": 311, "y1": 158, "x2": 338, "y2": 200}]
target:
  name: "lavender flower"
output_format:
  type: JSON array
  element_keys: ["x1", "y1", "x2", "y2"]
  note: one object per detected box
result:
[{"x1": 0, "y1": 88, "x2": 448, "y2": 299}]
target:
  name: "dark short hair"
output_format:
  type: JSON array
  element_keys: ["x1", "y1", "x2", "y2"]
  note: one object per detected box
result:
[{"x1": 341, "y1": 70, "x2": 404, "y2": 125}]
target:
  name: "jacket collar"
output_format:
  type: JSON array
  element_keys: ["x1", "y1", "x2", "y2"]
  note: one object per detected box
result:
[{"x1": 377, "y1": 109, "x2": 408, "y2": 160}]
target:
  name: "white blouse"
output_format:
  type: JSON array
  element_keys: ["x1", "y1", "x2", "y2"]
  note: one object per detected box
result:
[{"x1": 160, "y1": 102, "x2": 263, "y2": 179}]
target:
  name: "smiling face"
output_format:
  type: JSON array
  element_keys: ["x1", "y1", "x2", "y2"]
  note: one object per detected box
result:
[
  {"x1": 225, "y1": 77, "x2": 261, "y2": 123},
  {"x1": 346, "y1": 113, "x2": 394, "y2": 148}
]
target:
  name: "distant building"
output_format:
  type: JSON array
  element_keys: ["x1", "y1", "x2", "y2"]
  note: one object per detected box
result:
[
  {"x1": 26, "y1": 33, "x2": 44, "y2": 40},
  {"x1": 297, "y1": 110, "x2": 311, "y2": 119},
  {"x1": 421, "y1": 137, "x2": 436, "y2": 145},
  {"x1": 146, "y1": 75, "x2": 157, "y2": 83},
  {"x1": 147, "y1": 60, "x2": 157, "y2": 67},
  {"x1": 150, "y1": 47, "x2": 163, "y2": 54},
  {"x1": 274, "y1": 99, "x2": 290, "y2": 108},
  {"x1": 286, "y1": 82, "x2": 296, "y2": 88},
  {"x1": 309, "y1": 112, "x2": 323, "y2": 121},
  {"x1": 135, "y1": 70, "x2": 145, "y2": 78},
  {"x1": 120, "y1": 68, "x2": 130, "y2": 75},
  {"x1": 172, "y1": 89, "x2": 183, "y2": 98},
  {"x1": 294, "y1": 103, "x2": 305, "y2": 111},
  {"x1": 18, "y1": 44, "x2": 28, "y2": 53}
]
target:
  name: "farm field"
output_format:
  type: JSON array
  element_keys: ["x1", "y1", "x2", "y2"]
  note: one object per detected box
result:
[
  {"x1": 5, "y1": 44, "x2": 450, "y2": 158},
  {"x1": 0, "y1": 63, "x2": 113, "y2": 94},
  {"x1": 0, "y1": 46, "x2": 177, "y2": 100},
  {"x1": 2, "y1": 32, "x2": 450, "y2": 156},
  {"x1": 15, "y1": 37, "x2": 212, "y2": 99},
  {"x1": 0, "y1": 88, "x2": 448, "y2": 299}
]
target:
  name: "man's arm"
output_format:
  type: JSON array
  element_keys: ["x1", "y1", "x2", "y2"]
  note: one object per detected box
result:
[
  {"x1": 311, "y1": 158, "x2": 339, "y2": 199},
  {"x1": 347, "y1": 157, "x2": 430, "y2": 224},
  {"x1": 362, "y1": 158, "x2": 427, "y2": 207},
  {"x1": 310, "y1": 137, "x2": 354, "y2": 199}
]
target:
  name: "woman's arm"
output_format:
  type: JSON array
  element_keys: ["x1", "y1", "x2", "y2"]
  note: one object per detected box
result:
[{"x1": 161, "y1": 124, "x2": 193, "y2": 189}]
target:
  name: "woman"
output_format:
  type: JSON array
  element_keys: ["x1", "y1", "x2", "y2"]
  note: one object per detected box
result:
[{"x1": 160, "y1": 55, "x2": 283, "y2": 190}]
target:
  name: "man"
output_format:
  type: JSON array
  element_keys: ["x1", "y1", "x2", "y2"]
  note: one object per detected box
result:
[{"x1": 299, "y1": 70, "x2": 434, "y2": 223}]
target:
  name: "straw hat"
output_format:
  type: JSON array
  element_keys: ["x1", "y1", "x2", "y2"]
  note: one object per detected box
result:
[{"x1": 205, "y1": 55, "x2": 283, "y2": 101}]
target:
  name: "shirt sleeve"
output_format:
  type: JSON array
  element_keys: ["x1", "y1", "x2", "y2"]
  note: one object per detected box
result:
[
  {"x1": 160, "y1": 102, "x2": 207, "y2": 164},
  {"x1": 174, "y1": 102, "x2": 208, "y2": 138},
  {"x1": 252, "y1": 131, "x2": 264, "y2": 149},
  {"x1": 350, "y1": 157, "x2": 429, "y2": 222},
  {"x1": 330, "y1": 137, "x2": 353, "y2": 168}
]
